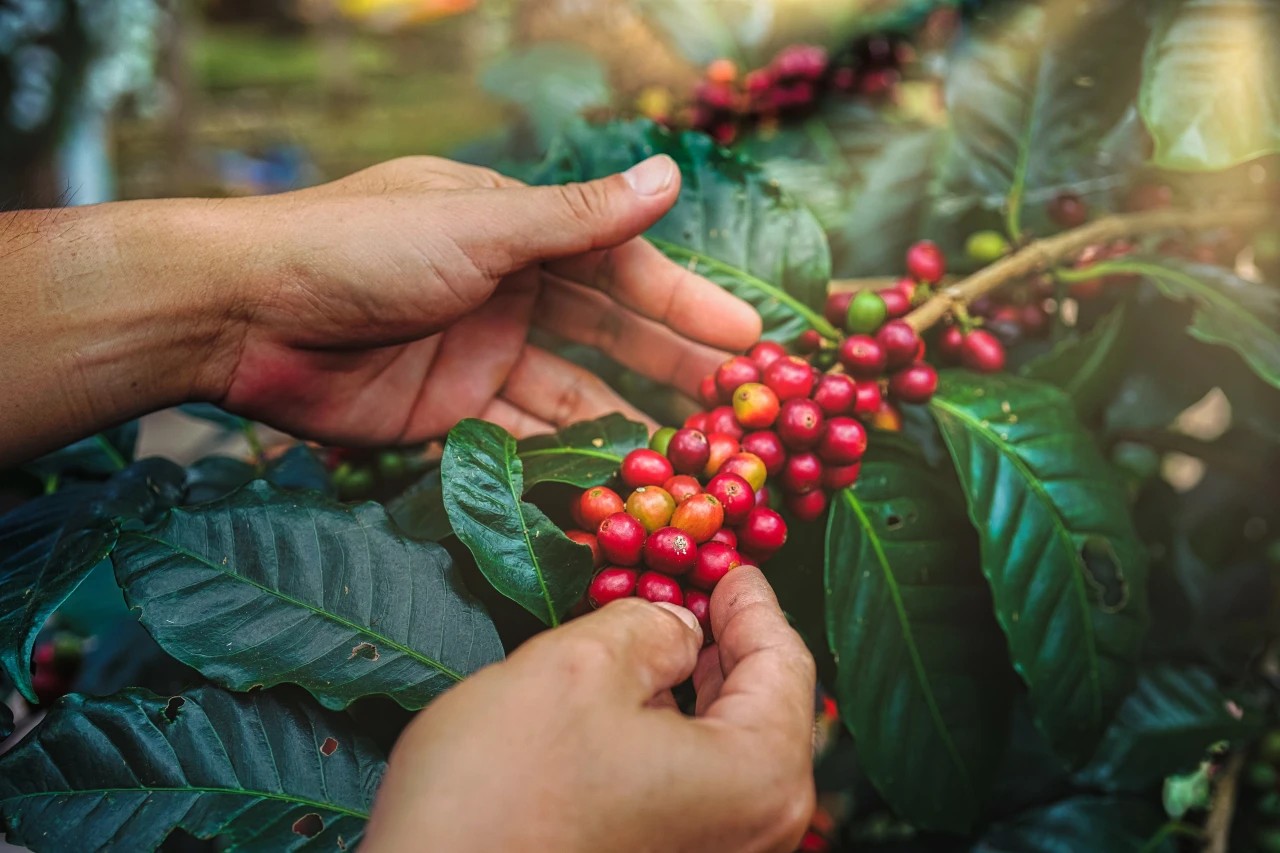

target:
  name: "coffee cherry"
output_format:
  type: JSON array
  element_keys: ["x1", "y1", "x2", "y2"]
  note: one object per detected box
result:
[
  {"x1": 739, "y1": 506, "x2": 788, "y2": 556},
  {"x1": 895, "y1": 277, "x2": 918, "y2": 303},
  {"x1": 588, "y1": 568, "x2": 638, "y2": 608},
  {"x1": 888, "y1": 362, "x2": 938, "y2": 404},
  {"x1": 1020, "y1": 304, "x2": 1049, "y2": 338},
  {"x1": 566, "y1": 530, "x2": 604, "y2": 567},
  {"x1": 620, "y1": 449, "x2": 675, "y2": 490},
  {"x1": 786, "y1": 488, "x2": 829, "y2": 522},
  {"x1": 782, "y1": 452, "x2": 823, "y2": 494},
  {"x1": 706, "y1": 406, "x2": 746, "y2": 440},
  {"x1": 880, "y1": 286, "x2": 911, "y2": 319},
  {"x1": 754, "y1": 485, "x2": 772, "y2": 509},
  {"x1": 626, "y1": 486, "x2": 677, "y2": 533},
  {"x1": 965, "y1": 230, "x2": 1010, "y2": 263},
  {"x1": 706, "y1": 473, "x2": 756, "y2": 525},
  {"x1": 748, "y1": 340, "x2": 788, "y2": 370},
  {"x1": 707, "y1": 57, "x2": 738, "y2": 85},
  {"x1": 710, "y1": 527, "x2": 738, "y2": 548},
  {"x1": 689, "y1": 542, "x2": 744, "y2": 590},
  {"x1": 671, "y1": 493, "x2": 726, "y2": 543},
  {"x1": 574, "y1": 486, "x2": 624, "y2": 531},
  {"x1": 698, "y1": 375, "x2": 722, "y2": 408},
  {"x1": 906, "y1": 240, "x2": 946, "y2": 283},
  {"x1": 643, "y1": 526, "x2": 699, "y2": 575},
  {"x1": 794, "y1": 329, "x2": 823, "y2": 353},
  {"x1": 960, "y1": 329, "x2": 1006, "y2": 373},
  {"x1": 937, "y1": 325, "x2": 965, "y2": 364},
  {"x1": 845, "y1": 290, "x2": 888, "y2": 335},
  {"x1": 852, "y1": 380, "x2": 883, "y2": 416},
  {"x1": 812, "y1": 374, "x2": 857, "y2": 416},
  {"x1": 684, "y1": 411, "x2": 710, "y2": 432},
  {"x1": 667, "y1": 429, "x2": 711, "y2": 475},
  {"x1": 597, "y1": 512, "x2": 646, "y2": 565},
  {"x1": 821, "y1": 462, "x2": 861, "y2": 490},
  {"x1": 1048, "y1": 191, "x2": 1088, "y2": 228},
  {"x1": 838, "y1": 335, "x2": 887, "y2": 379},
  {"x1": 649, "y1": 427, "x2": 676, "y2": 456},
  {"x1": 777, "y1": 398, "x2": 825, "y2": 450},
  {"x1": 818, "y1": 417, "x2": 868, "y2": 465},
  {"x1": 636, "y1": 571, "x2": 684, "y2": 605},
  {"x1": 663, "y1": 474, "x2": 703, "y2": 504},
  {"x1": 869, "y1": 400, "x2": 904, "y2": 432},
  {"x1": 876, "y1": 320, "x2": 920, "y2": 370},
  {"x1": 824, "y1": 291, "x2": 854, "y2": 327},
  {"x1": 715, "y1": 357, "x2": 761, "y2": 399},
  {"x1": 732, "y1": 382, "x2": 781, "y2": 429},
  {"x1": 740, "y1": 430, "x2": 787, "y2": 476},
  {"x1": 685, "y1": 589, "x2": 712, "y2": 637},
  {"x1": 1125, "y1": 183, "x2": 1174, "y2": 212},
  {"x1": 763, "y1": 356, "x2": 817, "y2": 401},
  {"x1": 704, "y1": 433, "x2": 741, "y2": 478}
]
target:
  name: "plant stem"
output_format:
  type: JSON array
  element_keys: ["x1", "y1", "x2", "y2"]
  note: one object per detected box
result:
[
  {"x1": 901, "y1": 203, "x2": 1273, "y2": 333},
  {"x1": 1205, "y1": 750, "x2": 1245, "y2": 853}
]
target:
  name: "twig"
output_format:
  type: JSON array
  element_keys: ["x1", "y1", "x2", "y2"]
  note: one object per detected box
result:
[{"x1": 1204, "y1": 750, "x2": 1245, "y2": 853}]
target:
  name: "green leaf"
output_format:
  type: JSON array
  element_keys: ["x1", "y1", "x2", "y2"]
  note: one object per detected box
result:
[
  {"x1": 534, "y1": 119, "x2": 835, "y2": 341},
  {"x1": 480, "y1": 44, "x2": 611, "y2": 148},
  {"x1": 0, "y1": 459, "x2": 186, "y2": 702},
  {"x1": 930, "y1": 372, "x2": 1147, "y2": 765},
  {"x1": 442, "y1": 419, "x2": 594, "y2": 626},
  {"x1": 0, "y1": 686, "x2": 383, "y2": 851},
  {"x1": 113, "y1": 481, "x2": 502, "y2": 711},
  {"x1": 825, "y1": 441, "x2": 1012, "y2": 833},
  {"x1": 1021, "y1": 301, "x2": 1134, "y2": 420},
  {"x1": 1141, "y1": 0, "x2": 1280, "y2": 171},
  {"x1": 0, "y1": 695, "x2": 11, "y2": 740},
  {"x1": 185, "y1": 446, "x2": 333, "y2": 506},
  {"x1": 1077, "y1": 664, "x2": 1260, "y2": 792},
  {"x1": 973, "y1": 796, "x2": 1174, "y2": 853},
  {"x1": 518, "y1": 414, "x2": 648, "y2": 489},
  {"x1": 22, "y1": 422, "x2": 138, "y2": 481},
  {"x1": 387, "y1": 468, "x2": 451, "y2": 542}
]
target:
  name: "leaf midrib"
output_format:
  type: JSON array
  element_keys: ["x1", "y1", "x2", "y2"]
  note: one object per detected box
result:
[
  {"x1": 519, "y1": 447, "x2": 623, "y2": 463},
  {"x1": 0, "y1": 785, "x2": 368, "y2": 820},
  {"x1": 500, "y1": 435, "x2": 558, "y2": 627}
]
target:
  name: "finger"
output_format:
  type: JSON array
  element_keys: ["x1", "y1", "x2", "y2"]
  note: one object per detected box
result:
[
  {"x1": 544, "y1": 237, "x2": 762, "y2": 353},
  {"x1": 501, "y1": 344, "x2": 658, "y2": 431},
  {"x1": 480, "y1": 398, "x2": 554, "y2": 439},
  {"x1": 692, "y1": 643, "x2": 726, "y2": 716},
  {"x1": 645, "y1": 690, "x2": 680, "y2": 712},
  {"x1": 535, "y1": 278, "x2": 735, "y2": 397}
]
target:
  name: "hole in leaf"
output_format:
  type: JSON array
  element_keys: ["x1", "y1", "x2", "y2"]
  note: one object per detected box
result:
[
  {"x1": 320, "y1": 737, "x2": 339, "y2": 756},
  {"x1": 337, "y1": 835, "x2": 347, "y2": 851},
  {"x1": 349, "y1": 642, "x2": 379, "y2": 662},
  {"x1": 886, "y1": 514, "x2": 903, "y2": 529},
  {"x1": 1079, "y1": 537, "x2": 1128, "y2": 612},
  {"x1": 292, "y1": 813, "x2": 324, "y2": 838},
  {"x1": 162, "y1": 696, "x2": 185, "y2": 722}
]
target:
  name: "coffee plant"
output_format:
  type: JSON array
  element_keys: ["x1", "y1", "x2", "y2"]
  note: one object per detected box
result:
[{"x1": 3, "y1": 0, "x2": 1280, "y2": 850}]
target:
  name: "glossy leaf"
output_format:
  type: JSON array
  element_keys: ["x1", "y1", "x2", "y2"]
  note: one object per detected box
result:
[
  {"x1": 825, "y1": 440, "x2": 1012, "y2": 833},
  {"x1": 973, "y1": 796, "x2": 1174, "y2": 853},
  {"x1": 22, "y1": 422, "x2": 138, "y2": 481},
  {"x1": 113, "y1": 481, "x2": 502, "y2": 711},
  {"x1": 930, "y1": 372, "x2": 1147, "y2": 765},
  {"x1": 387, "y1": 468, "x2": 451, "y2": 542},
  {"x1": 481, "y1": 44, "x2": 611, "y2": 148},
  {"x1": 185, "y1": 445, "x2": 333, "y2": 506},
  {"x1": 442, "y1": 419, "x2": 594, "y2": 626},
  {"x1": 533, "y1": 119, "x2": 835, "y2": 341},
  {"x1": 1021, "y1": 301, "x2": 1133, "y2": 420},
  {"x1": 1141, "y1": 0, "x2": 1280, "y2": 171},
  {"x1": 0, "y1": 686, "x2": 383, "y2": 851},
  {"x1": 518, "y1": 414, "x2": 647, "y2": 489}
]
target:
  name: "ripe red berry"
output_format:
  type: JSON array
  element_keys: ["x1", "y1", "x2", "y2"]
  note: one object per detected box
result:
[
  {"x1": 906, "y1": 240, "x2": 946, "y2": 283},
  {"x1": 818, "y1": 417, "x2": 868, "y2": 465},
  {"x1": 748, "y1": 340, "x2": 788, "y2": 370},
  {"x1": 684, "y1": 411, "x2": 710, "y2": 432},
  {"x1": 794, "y1": 329, "x2": 822, "y2": 353},
  {"x1": 566, "y1": 530, "x2": 603, "y2": 568},
  {"x1": 880, "y1": 286, "x2": 911, "y2": 319},
  {"x1": 824, "y1": 291, "x2": 853, "y2": 327},
  {"x1": 667, "y1": 429, "x2": 711, "y2": 475},
  {"x1": 870, "y1": 400, "x2": 904, "y2": 432},
  {"x1": 821, "y1": 462, "x2": 861, "y2": 490},
  {"x1": 715, "y1": 356, "x2": 761, "y2": 399},
  {"x1": 698, "y1": 375, "x2": 722, "y2": 408},
  {"x1": 689, "y1": 542, "x2": 744, "y2": 590},
  {"x1": 852, "y1": 380, "x2": 883, "y2": 416},
  {"x1": 895, "y1": 277, "x2": 918, "y2": 303},
  {"x1": 738, "y1": 506, "x2": 788, "y2": 556},
  {"x1": 710, "y1": 527, "x2": 738, "y2": 548},
  {"x1": 718, "y1": 452, "x2": 768, "y2": 492},
  {"x1": 838, "y1": 335, "x2": 887, "y2": 379},
  {"x1": 597, "y1": 512, "x2": 646, "y2": 566},
  {"x1": 573, "y1": 486, "x2": 624, "y2": 531},
  {"x1": 740, "y1": 430, "x2": 786, "y2": 476},
  {"x1": 663, "y1": 474, "x2": 703, "y2": 504},
  {"x1": 812, "y1": 374, "x2": 857, "y2": 416},
  {"x1": 875, "y1": 320, "x2": 921, "y2": 370},
  {"x1": 588, "y1": 568, "x2": 638, "y2": 608},
  {"x1": 706, "y1": 473, "x2": 756, "y2": 525},
  {"x1": 938, "y1": 325, "x2": 965, "y2": 363},
  {"x1": 777, "y1": 398, "x2": 825, "y2": 450},
  {"x1": 888, "y1": 362, "x2": 938, "y2": 404},
  {"x1": 671, "y1": 494, "x2": 726, "y2": 543},
  {"x1": 1020, "y1": 304, "x2": 1049, "y2": 338},
  {"x1": 782, "y1": 452, "x2": 823, "y2": 494},
  {"x1": 703, "y1": 433, "x2": 741, "y2": 478},
  {"x1": 786, "y1": 488, "x2": 829, "y2": 522},
  {"x1": 620, "y1": 449, "x2": 675, "y2": 490},
  {"x1": 763, "y1": 356, "x2": 816, "y2": 401},
  {"x1": 755, "y1": 485, "x2": 772, "y2": 509},
  {"x1": 732, "y1": 382, "x2": 781, "y2": 429},
  {"x1": 643, "y1": 526, "x2": 699, "y2": 575},
  {"x1": 685, "y1": 589, "x2": 712, "y2": 637},
  {"x1": 625, "y1": 486, "x2": 677, "y2": 532},
  {"x1": 706, "y1": 406, "x2": 746, "y2": 440},
  {"x1": 961, "y1": 329, "x2": 1006, "y2": 373},
  {"x1": 637, "y1": 571, "x2": 684, "y2": 605},
  {"x1": 1049, "y1": 191, "x2": 1088, "y2": 228}
]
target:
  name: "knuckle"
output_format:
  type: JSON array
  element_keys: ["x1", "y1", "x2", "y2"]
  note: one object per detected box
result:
[
  {"x1": 556, "y1": 181, "x2": 609, "y2": 227},
  {"x1": 552, "y1": 376, "x2": 588, "y2": 423}
]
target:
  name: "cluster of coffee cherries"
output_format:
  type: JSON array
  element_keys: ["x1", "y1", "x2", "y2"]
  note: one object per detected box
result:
[{"x1": 28, "y1": 632, "x2": 82, "y2": 707}]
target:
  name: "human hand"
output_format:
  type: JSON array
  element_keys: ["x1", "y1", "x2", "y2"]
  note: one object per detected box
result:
[{"x1": 363, "y1": 567, "x2": 816, "y2": 853}]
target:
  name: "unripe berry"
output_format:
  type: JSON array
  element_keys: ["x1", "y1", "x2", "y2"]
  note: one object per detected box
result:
[
  {"x1": 643, "y1": 526, "x2": 699, "y2": 575},
  {"x1": 824, "y1": 291, "x2": 853, "y2": 327},
  {"x1": 870, "y1": 400, "x2": 904, "y2": 432},
  {"x1": 566, "y1": 530, "x2": 603, "y2": 567},
  {"x1": 763, "y1": 356, "x2": 816, "y2": 401},
  {"x1": 938, "y1": 325, "x2": 965, "y2": 363},
  {"x1": 906, "y1": 240, "x2": 946, "y2": 283},
  {"x1": 710, "y1": 527, "x2": 738, "y2": 548},
  {"x1": 718, "y1": 452, "x2": 768, "y2": 492},
  {"x1": 685, "y1": 589, "x2": 712, "y2": 637},
  {"x1": 706, "y1": 406, "x2": 746, "y2": 440},
  {"x1": 812, "y1": 374, "x2": 857, "y2": 416},
  {"x1": 620, "y1": 449, "x2": 675, "y2": 490},
  {"x1": 684, "y1": 411, "x2": 710, "y2": 432},
  {"x1": 821, "y1": 462, "x2": 862, "y2": 490},
  {"x1": 852, "y1": 380, "x2": 883, "y2": 416},
  {"x1": 794, "y1": 329, "x2": 822, "y2": 353},
  {"x1": 625, "y1": 486, "x2": 677, "y2": 532},
  {"x1": 588, "y1": 568, "x2": 638, "y2": 608},
  {"x1": 961, "y1": 329, "x2": 1006, "y2": 373},
  {"x1": 698, "y1": 375, "x2": 722, "y2": 408},
  {"x1": 888, "y1": 362, "x2": 938, "y2": 404},
  {"x1": 649, "y1": 427, "x2": 676, "y2": 456},
  {"x1": 838, "y1": 335, "x2": 887, "y2": 379},
  {"x1": 748, "y1": 340, "x2": 788, "y2": 370},
  {"x1": 786, "y1": 488, "x2": 829, "y2": 522},
  {"x1": 1049, "y1": 191, "x2": 1088, "y2": 228},
  {"x1": 573, "y1": 486, "x2": 624, "y2": 531},
  {"x1": 715, "y1": 357, "x2": 761, "y2": 399},
  {"x1": 671, "y1": 494, "x2": 726, "y2": 543},
  {"x1": 740, "y1": 430, "x2": 787, "y2": 476},
  {"x1": 706, "y1": 473, "x2": 756, "y2": 525},
  {"x1": 689, "y1": 542, "x2": 744, "y2": 590},
  {"x1": 597, "y1": 512, "x2": 646, "y2": 565},
  {"x1": 738, "y1": 506, "x2": 788, "y2": 556},
  {"x1": 782, "y1": 452, "x2": 823, "y2": 494},
  {"x1": 880, "y1": 286, "x2": 911, "y2": 319},
  {"x1": 732, "y1": 382, "x2": 781, "y2": 429},
  {"x1": 777, "y1": 398, "x2": 825, "y2": 450},
  {"x1": 667, "y1": 429, "x2": 711, "y2": 475},
  {"x1": 845, "y1": 290, "x2": 888, "y2": 335},
  {"x1": 818, "y1": 417, "x2": 868, "y2": 465},
  {"x1": 965, "y1": 230, "x2": 1010, "y2": 263},
  {"x1": 663, "y1": 474, "x2": 703, "y2": 504},
  {"x1": 636, "y1": 571, "x2": 684, "y2": 605},
  {"x1": 876, "y1": 320, "x2": 921, "y2": 370},
  {"x1": 704, "y1": 433, "x2": 741, "y2": 478}
]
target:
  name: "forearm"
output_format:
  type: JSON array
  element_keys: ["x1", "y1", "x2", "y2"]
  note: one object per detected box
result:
[{"x1": 0, "y1": 200, "x2": 255, "y2": 467}]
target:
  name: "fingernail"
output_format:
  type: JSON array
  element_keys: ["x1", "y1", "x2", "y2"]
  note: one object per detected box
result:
[
  {"x1": 653, "y1": 602, "x2": 702, "y2": 639},
  {"x1": 623, "y1": 155, "x2": 676, "y2": 197}
]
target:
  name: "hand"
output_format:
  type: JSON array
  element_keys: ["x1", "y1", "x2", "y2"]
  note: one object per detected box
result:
[
  {"x1": 211, "y1": 155, "x2": 761, "y2": 444},
  {"x1": 364, "y1": 568, "x2": 817, "y2": 853}
]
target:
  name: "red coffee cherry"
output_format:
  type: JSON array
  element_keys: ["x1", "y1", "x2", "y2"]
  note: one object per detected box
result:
[
  {"x1": 821, "y1": 462, "x2": 861, "y2": 490},
  {"x1": 824, "y1": 291, "x2": 854, "y2": 327},
  {"x1": 777, "y1": 398, "x2": 825, "y2": 450},
  {"x1": 636, "y1": 571, "x2": 684, "y2": 605},
  {"x1": 667, "y1": 429, "x2": 711, "y2": 475},
  {"x1": 625, "y1": 486, "x2": 677, "y2": 533},
  {"x1": 620, "y1": 449, "x2": 675, "y2": 490},
  {"x1": 961, "y1": 329, "x2": 1006, "y2": 373},
  {"x1": 740, "y1": 430, "x2": 786, "y2": 476},
  {"x1": 706, "y1": 406, "x2": 746, "y2": 440},
  {"x1": 1049, "y1": 191, "x2": 1088, "y2": 228},
  {"x1": 906, "y1": 240, "x2": 946, "y2": 283},
  {"x1": 684, "y1": 411, "x2": 710, "y2": 432},
  {"x1": 566, "y1": 530, "x2": 603, "y2": 568},
  {"x1": 573, "y1": 486, "x2": 624, "y2": 531},
  {"x1": 888, "y1": 362, "x2": 939, "y2": 404},
  {"x1": 794, "y1": 329, "x2": 822, "y2": 353},
  {"x1": 689, "y1": 542, "x2": 744, "y2": 590},
  {"x1": 748, "y1": 340, "x2": 788, "y2": 370},
  {"x1": 937, "y1": 325, "x2": 965, "y2": 364},
  {"x1": 703, "y1": 433, "x2": 741, "y2": 478},
  {"x1": 763, "y1": 356, "x2": 817, "y2": 401},
  {"x1": 706, "y1": 472, "x2": 756, "y2": 525},
  {"x1": 715, "y1": 356, "x2": 761, "y2": 399},
  {"x1": 588, "y1": 568, "x2": 638, "y2": 608},
  {"x1": 895, "y1": 277, "x2": 918, "y2": 303},
  {"x1": 710, "y1": 527, "x2": 738, "y2": 548},
  {"x1": 698, "y1": 375, "x2": 722, "y2": 408},
  {"x1": 671, "y1": 494, "x2": 726, "y2": 543},
  {"x1": 782, "y1": 452, "x2": 823, "y2": 495},
  {"x1": 597, "y1": 512, "x2": 647, "y2": 566},
  {"x1": 1020, "y1": 304, "x2": 1049, "y2": 338},
  {"x1": 880, "y1": 286, "x2": 911, "y2": 319},
  {"x1": 786, "y1": 488, "x2": 829, "y2": 522},
  {"x1": 718, "y1": 452, "x2": 767, "y2": 492},
  {"x1": 852, "y1": 380, "x2": 883, "y2": 416},
  {"x1": 643, "y1": 526, "x2": 699, "y2": 575},
  {"x1": 732, "y1": 382, "x2": 781, "y2": 429},
  {"x1": 876, "y1": 320, "x2": 921, "y2": 370},
  {"x1": 870, "y1": 400, "x2": 904, "y2": 432},
  {"x1": 818, "y1": 417, "x2": 868, "y2": 465},
  {"x1": 838, "y1": 335, "x2": 887, "y2": 379},
  {"x1": 663, "y1": 474, "x2": 703, "y2": 505},
  {"x1": 754, "y1": 485, "x2": 772, "y2": 509},
  {"x1": 812, "y1": 374, "x2": 857, "y2": 417},
  {"x1": 685, "y1": 589, "x2": 712, "y2": 638},
  {"x1": 738, "y1": 506, "x2": 788, "y2": 556}
]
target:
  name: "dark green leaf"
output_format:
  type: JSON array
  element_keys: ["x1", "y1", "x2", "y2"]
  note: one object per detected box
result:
[
  {"x1": 518, "y1": 414, "x2": 647, "y2": 489},
  {"x1": 22, "y1": 422, "x2": 138, "y2": 481},
  {"x1": 178, "y1": 403, "x2": 250, "y2": 431},
  {"x1": 973, "y1": 796, "x2": 1174, "y2": 853},
  {"x1": 113, "y1": 481, "x2": 502, "y2": 711},
  {"x1": 825, "y1": 441, "x2": 1012, "y2": 833},
  {"x1": 930, "y1": 372, "x2": 1147, "y2": 765},
  {"x1": 0, "y1": 686, "x2": 383, "y2": 851},
  {"x1": 481, "y1": 44, "x2": 611, "y2": 148},
  {"x1": 185, "y1": 447, "x2": 334, "y2": 505},
  {"x1": 264, "y1": 445, "x2": 333, "y2": 495},
  {"x1": 442, "y1": 419, "x2": 594, "y2": 626},
  {"x1": 387, "y1": 468, "x2": 451, "y2": 542},
  {"x1": 0, "y1": 696, "x2": 11, "y2": 740},
  {"x1": 1021, "y1": 301, "x2": 1133, "y2": 420},
  {"x1": 534, "y1": 119, "x2": 835, "y2": 341},
  {"x1": 1141, "y1": 0, "x2": 1280, "y2": 171}
]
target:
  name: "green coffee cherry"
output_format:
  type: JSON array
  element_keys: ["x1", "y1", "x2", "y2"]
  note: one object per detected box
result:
[
  {"x1": 650, "y1": 427, "x2": 677, "y2": 456},
  {"x1": 966, "y1": 230, "x2": 1010, "y2": 264},
  {"x1": 845, "y1": 290, "x2": 888, "y2": 335},
  {"x1": 377, "y1": 451, "x2": 406, "y2": 479}
]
